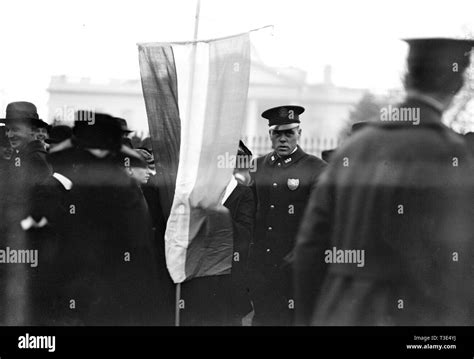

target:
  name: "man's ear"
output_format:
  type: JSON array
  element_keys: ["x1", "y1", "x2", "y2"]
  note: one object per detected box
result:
[{"x1": 298, "y1": 128, "x2": 302, "y2": 136}]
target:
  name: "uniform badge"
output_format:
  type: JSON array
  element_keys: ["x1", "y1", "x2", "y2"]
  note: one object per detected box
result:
[{"x1": 287, "y1": 178, "x2": 299, "y2": 191}]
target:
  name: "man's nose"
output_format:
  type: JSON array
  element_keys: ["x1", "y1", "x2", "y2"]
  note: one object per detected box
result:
[{"x1": 6, "y1": 129, "x2": 14, "y2": 138}]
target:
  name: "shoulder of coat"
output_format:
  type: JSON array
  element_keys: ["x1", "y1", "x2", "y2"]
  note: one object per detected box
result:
[{"x1": 303, "y1": 153, "x2": 327, "y2": 168}]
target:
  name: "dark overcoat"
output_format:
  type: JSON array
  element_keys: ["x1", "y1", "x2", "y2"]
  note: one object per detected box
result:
[
  {"x1": 294, "y1": 99, "x2": 474, "y2": 326},
  {"x1": 0, "y1": 140, "x2": 52, "y2": 325},
  {"x1": 141, "y1": 176, "x2": 175, "y2": 325},
  {"x1": 36, "y1": 145, "x2": 163, "y2": 325},
  {"x1": 224, "y1": 183, "x2": 255, "y2": 321}
]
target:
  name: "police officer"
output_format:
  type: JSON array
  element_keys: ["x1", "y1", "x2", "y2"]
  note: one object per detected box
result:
[{"x1": 248, "y1": 105, "x2": 326, "y2": 326}]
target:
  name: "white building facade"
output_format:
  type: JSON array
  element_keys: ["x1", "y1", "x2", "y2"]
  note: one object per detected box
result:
[{"x1": 47, "y1": 63, "x2": 368, "y2": 156}]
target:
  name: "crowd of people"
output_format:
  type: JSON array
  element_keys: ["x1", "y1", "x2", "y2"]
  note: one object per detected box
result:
[
  {"x1": 0, "y1": 37, "x2": 474, "y2": 326},
  {"x1": 0, "y1": 108, "x2": 176, "y2": 325}
]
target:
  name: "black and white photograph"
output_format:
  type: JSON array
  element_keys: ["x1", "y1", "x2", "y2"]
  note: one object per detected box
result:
[{"x1": 0, "y1": 0, "x2": 473, "y2": 356}]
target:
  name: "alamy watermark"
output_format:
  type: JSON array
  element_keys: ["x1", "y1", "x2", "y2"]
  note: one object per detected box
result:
[
  {"x1": 18, "y1": 333, "x2": 55, "y2": 352},
  {"x1": 217, "y1": 152, "x2": 256, "y2": 172},
  {"x1": 0, "y1": 247, "x2": 38, "y2": 267},
  {"x1": 324, "y1": 246, "x2": 365, "y2": 267},
  {"x1": 380, "y1": 105, "x2": 420, "y2": 125},
  {"x1": 53, "y1": 105, "x2": 96, "y2": 125}
]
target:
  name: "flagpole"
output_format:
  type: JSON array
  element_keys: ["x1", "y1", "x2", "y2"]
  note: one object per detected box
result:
[
  {"x1": 175, "y1": 0, "x2": 201, "y2": 328},
  {"x1": 175, "y1": 280, "x2": 181, "y2": 326},
  {"x1": 193, "y1": 0, "x2": 201, "y2": 41}
]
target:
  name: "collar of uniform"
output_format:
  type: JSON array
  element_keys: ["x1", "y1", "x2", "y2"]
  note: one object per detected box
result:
[
  {"x1": 405, "y1": 90, "x2": 444, "y2": 115},
  {"x1": 268, "y1": 146, "x2": 305, "y2": 167},
  {"x1": 379, "y1": 96, "x2": 444, "y2": 130},
  {"x1": 403, "y1": 97, "x2": 443, "y2": 125}
]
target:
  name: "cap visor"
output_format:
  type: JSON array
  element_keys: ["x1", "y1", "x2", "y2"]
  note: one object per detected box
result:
[{"x1": 269, "y1": 123, "x2": 300, "y2": 131}]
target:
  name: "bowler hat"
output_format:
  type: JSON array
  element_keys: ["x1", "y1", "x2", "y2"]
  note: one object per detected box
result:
[{"x1": 34, "y1": 119, "x2": 50, "y2": 129}]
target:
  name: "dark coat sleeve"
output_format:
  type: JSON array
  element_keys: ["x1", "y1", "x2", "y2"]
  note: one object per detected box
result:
[
  {"x1": 233, "y1": 186, "x2": 255, "y2": 265},
  {"x1": 26, "y1": 151, "x2": 53, "y2": 187},
  {"x1": 225, "y1": 184, "x2": 255, "y2": 317},
  {"x1": 294, "y1": 168, "x2": 333, "y2": 326}
]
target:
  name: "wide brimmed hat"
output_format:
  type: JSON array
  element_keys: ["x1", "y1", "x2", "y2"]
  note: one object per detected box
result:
[
  {"x1": 1, "y1": 101, "x2": 45, "y2": 127},
  {"x1": 72, "y1": 111, "x2": 123, "y2": 151}
]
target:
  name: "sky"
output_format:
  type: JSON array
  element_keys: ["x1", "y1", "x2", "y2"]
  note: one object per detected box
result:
[{"x1": 0, "y1": 0, "x2": 473, "y2": 117}]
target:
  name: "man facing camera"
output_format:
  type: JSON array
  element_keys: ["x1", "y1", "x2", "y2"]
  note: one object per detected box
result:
[
  {"x1": 0, "y1": 101, "x2": 52, "y2": 325},
  {"x1": 247, "y1": 105, "x2": 326, "y2": 326}
]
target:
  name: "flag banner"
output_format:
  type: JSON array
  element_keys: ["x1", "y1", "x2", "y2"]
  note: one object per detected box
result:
[{"x1": 138, "y1": 33, "x2": 251, "y2": 283}]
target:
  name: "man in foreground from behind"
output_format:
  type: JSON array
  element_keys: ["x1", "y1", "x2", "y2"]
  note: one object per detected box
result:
[{"x1": 294, "y1": 38, "x2": 474, "y2": 326}]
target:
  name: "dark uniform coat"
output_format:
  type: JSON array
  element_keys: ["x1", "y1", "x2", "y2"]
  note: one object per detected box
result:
[
  {"x1": 248, "y1": 146, "x2": 326, "y2": 325},
  {"x1": 295, "y1": 99, "x2": 474, "y2": 326}
]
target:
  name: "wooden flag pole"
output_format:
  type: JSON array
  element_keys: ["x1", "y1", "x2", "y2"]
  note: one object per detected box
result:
[
  {"x1": 175, "y1": 0, "x2": 201, "y2": 328},
  {"x1": 175, "y1": 281, "x2": 181, "y2": 326},
  {"x1": 193, "y1": 0, "x2": 201, "y2": 41}
]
